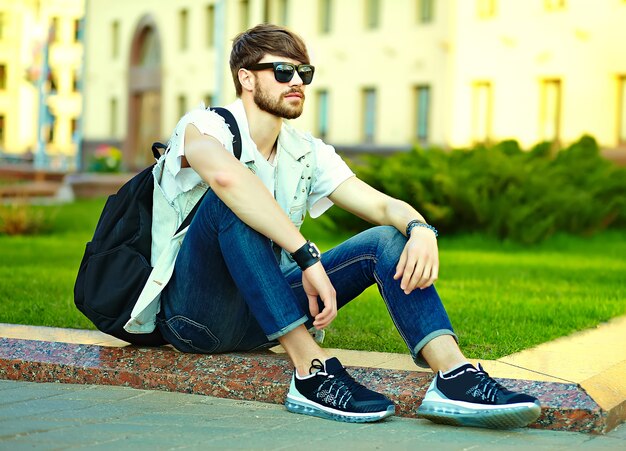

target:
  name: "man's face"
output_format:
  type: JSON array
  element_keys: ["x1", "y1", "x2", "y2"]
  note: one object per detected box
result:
[{"x1": 252, "y1": 55, "x2": 307, "y2": 120}]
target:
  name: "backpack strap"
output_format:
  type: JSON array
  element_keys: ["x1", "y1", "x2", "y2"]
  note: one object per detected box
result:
[
  {"x1": 151, "y1": 107, "x2": 241, "y2": 161},
  {"x1": 175, "y1": 107, "x2": 243, "y2": 234},
  {"x1": 151, "y1": 142, "x2": 167, "y2": 160},
  {"x1": 210, "y1": 107, "x2": 242, "y2": 160}
]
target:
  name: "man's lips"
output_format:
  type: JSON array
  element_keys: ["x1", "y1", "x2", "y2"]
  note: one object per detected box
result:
[{"x1": 284, "y1": 91, "x2": 304, "y2": 99}]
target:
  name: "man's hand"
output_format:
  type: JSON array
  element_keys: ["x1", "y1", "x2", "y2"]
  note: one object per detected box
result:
[
  {"x1": 302, "y1": 262, "x2": 337, "y2": 330},
  {"x1": 393, "y1": 227, "x2": 439, "y2": 294}
]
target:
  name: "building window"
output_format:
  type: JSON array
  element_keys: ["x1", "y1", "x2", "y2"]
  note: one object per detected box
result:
[
  {"x1": 51, "y1": 17, "x2": 60, "y2": 42},
  {"x1": 540, "y1": 79, "x2": 561, "y2": 142},
  {"x1": 72, "y1": 71, "x2": 79, "y2": 92},
  {"x1": 0, "y1": 64, "x2": 6, "y2": 90},
  {"x1": 48, "y1": 113, "x2": 56, "y2": 144},
  {"x1": 240, "y1": 0, "x2": 250, "y2": 30},
  {"x1": 414, "y1": 85, "x2": 431, "y2": 142},
  {"x1": 476, "y1": 0, "x2": 497, "y2": 19},
  {"x1": 544, "y1": 0, "x2": 566, "y2": 11},
  {"x1": 179, "y1": 9, "x2": 189, "y2": 51},
  {"x1": 362, "y1": 88, "x2": 377, "y2": 143},
  {"x1": 48, "y1": 70, "x2": 58, "y2": 93},
  {"x1": 73, "y1": 19, "x2": 81, "y2": 42},
  {"x1": 0, "y1": 115, "x2": 5, "y2": 144},
  {"x1": 365, "y1": 0, "x2": 380, "y2": 29},
  {"x1": 71, "y1": 118, "x2": 78, "y2": 140},
  {"x1": 110, "y1": 98, "x2": 118, "y2": 137},
  {"x1": 111, "y1": 21, "x2": 120, "y2": 58},
  {"x1": 178, "y1": 94, "x2": 187, "y2": 118},
  {"x1": 0, "y1": 13, "x2": 6, "y2": 40},
  {"x1": 278, "y1": 0, "x2": 289, "y2": 25},
  {"x1": 617, "y1": 76, "x2": 626, "y2": 145},
  {"x1": 472, "y1": 81, "x2": 492, "y2": 144},
  {"x1": 316, "y1": 90, "x2": 330, "y2": 140},
  {"x1": 418, "y1": 0, "x2": 435, "y2": 23},
  {"x1": 319, "y1": 0, "x2": 332, "y2": 34},
  {"x1": 139, "y1": 27, "x2": 160, "y2": 67},
  {"x1": 206, "y1": 5, "x2": 215, "y2": 47}
]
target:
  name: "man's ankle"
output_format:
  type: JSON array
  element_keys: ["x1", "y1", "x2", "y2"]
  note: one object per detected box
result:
[
  {"x1": 440, "y1": 361, "x2": 473, "y2": 377},
  {"x1": 295, "y1": 356, "x2": 330, "y2": 378},
  {"x1": 278, "y1": 324, "x2": 330, "y2": 377}
]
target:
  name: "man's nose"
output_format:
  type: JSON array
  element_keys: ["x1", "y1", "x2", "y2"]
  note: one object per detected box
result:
[{"x1": 289, "y1": 71, "x2": 304, "y2": 87}]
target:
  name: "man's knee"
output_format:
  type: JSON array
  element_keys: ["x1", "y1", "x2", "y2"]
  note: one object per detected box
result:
[{"x1": 371, "y1": 225, "x2": 406, "y2": 254}]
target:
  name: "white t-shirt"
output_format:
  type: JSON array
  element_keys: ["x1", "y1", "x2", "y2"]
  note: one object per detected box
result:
[
  {"x1": 252, "y1": 147, "x2": 278, "y2": 196},
  {"x1": 159, "y1": 99, "x2": 354, "y2": 220}
]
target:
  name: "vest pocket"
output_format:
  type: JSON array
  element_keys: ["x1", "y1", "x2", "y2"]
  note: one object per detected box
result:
[{"x1": 289, "y1": 203, "x2": 306, "y2": 228}]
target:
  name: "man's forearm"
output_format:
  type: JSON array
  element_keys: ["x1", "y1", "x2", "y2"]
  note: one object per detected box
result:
[
  {"x1": 384, "y1": 198, "x2": 428, "y2": 237},
  {"x1": 185, "y1": 133, "x2": 306, "y2": 253},
  {"x1": 209, "y1": 163, "x2": 307, "y2": 253}
]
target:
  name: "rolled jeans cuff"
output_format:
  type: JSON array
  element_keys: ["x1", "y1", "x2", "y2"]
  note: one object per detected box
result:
[
  {"x1": 266, "y1": 314, "x2": 309, "y2": 341},
  {"x1": 412, "y1": 329, "x2": 458, "y2": 368}
]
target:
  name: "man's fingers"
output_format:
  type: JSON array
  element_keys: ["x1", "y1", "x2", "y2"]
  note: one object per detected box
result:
[
  {"x1": 416, "y1": 264, "x2": 433, "y2": 289},
  {"x1": 406, "y1": 259, "x2": 426, "y2": 293},
  {"x1": 394, "y1": 248, "x2": 408, "y2": 280},
  {"x1": 400, "y1": 253, "x2": 418, "y2": 291},
  {"x1": 308, "y1": 294, "x2": 320, "y2": 318},
  {"x1": 431, "y1": 264, "x2": 439, "y2": 284},
  {"x1": 313, "y1": 290, "x2": 337, "y2": 329},
  {"x1": 301, "y1": 261, "x2": 337, "y2": 329}
]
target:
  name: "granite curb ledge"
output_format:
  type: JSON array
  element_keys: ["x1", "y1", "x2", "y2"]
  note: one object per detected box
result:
[{"x1": 0, "y1": 337, "x2": 618, "y2": 434}]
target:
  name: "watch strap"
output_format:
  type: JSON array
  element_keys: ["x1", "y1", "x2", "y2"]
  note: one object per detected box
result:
[{"x1": 290, "y1": 240, "x2": 321, "y2": 271}]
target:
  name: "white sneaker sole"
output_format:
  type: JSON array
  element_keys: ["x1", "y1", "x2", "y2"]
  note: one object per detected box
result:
[
  {"x1": 417, "y1": 399, "x2": 542, "y2": 429},
  {"x1": 285, "y1": 394, "x2": 395, "y2": 423}
]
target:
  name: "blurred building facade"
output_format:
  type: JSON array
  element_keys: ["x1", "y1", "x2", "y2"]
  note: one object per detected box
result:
[
  {"x1": 2, "y1": 0, "x2": 626, "y2": 170},
  {"x1": 0, "y1": 0, "x2": 84, "y2": 169}
]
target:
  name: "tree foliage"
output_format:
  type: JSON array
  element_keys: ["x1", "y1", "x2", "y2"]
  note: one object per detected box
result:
[{"x1": 327, "y1": 136, "x2": 626, "y2": 243}]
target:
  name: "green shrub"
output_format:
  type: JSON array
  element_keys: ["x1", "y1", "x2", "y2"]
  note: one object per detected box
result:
[
  {"x1": 0, "y1": 200, "x2": 55, "y2": 235},
  {"x1": 325, "y1": 135, "x2": 626, "y2": 243}
]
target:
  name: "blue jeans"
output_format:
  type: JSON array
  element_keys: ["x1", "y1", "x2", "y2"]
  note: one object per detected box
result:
[{"x1": 158, "y1": 190, "x2": 456, "y2": 363}]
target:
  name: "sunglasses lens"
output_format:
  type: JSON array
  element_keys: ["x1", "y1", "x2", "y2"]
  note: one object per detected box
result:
[
  {"x1": 298, "y1": 65, "x2": 314, "y2": 85},
  {"x1": 274, "y1": 64, "x2": 295, "y2": 83}
]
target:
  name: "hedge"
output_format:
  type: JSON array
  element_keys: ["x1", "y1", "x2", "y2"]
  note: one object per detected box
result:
[{"x1": 326, "y1": 136, "x2": 626, "y2": 244}]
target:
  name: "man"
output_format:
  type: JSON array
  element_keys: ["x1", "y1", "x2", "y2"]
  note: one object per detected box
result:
[{"x1": 126, "y1": 24, "x2": 541, "y2": 428}]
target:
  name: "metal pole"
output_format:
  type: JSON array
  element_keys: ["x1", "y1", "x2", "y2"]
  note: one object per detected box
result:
[
  {"x1": 214, "y1": 0, "x2": 226, "y2": 105},
  {"x1": 74, "y1": 0, "x2": 88, "y2": 172},
  {"x1": 34, "y1": 14, "x2": 50, "y2": 170}
]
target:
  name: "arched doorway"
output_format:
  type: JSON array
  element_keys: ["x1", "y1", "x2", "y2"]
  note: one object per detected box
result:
[{"x1": 126, "y1": 16, "x2": 162, "y2": 170}]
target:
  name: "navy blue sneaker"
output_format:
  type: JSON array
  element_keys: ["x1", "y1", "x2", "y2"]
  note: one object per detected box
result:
[
  {"x1": 285, "y1": 357, "x2": 395, "y2": 423},
  {"x1": 417, "y1": 363, "x2": 541, "y2": 429}
]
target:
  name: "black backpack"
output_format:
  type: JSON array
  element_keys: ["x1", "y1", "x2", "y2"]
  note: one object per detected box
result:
[{"x1": 74, "y1": 107, "x2": 242, "y2": 346}]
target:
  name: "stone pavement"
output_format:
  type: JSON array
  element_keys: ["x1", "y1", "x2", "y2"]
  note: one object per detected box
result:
[
  {"x1": 1, "y1": 380, "x2": 624, "y2": 450},
  {"x1": 0, "y1": 318, "x2": 625, "y2": 448}
]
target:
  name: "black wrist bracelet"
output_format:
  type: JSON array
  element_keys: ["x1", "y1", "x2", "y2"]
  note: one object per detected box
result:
[
  {"x1": 406, "y1": 219, "x2": 439, "y2": 238},
  {"x1": 290, "y1": 240, "x2": 321, "y2": 271}
]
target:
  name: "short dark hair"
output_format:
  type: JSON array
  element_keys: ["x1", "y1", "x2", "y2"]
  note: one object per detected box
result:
[{"x1": 230, "y1": 24, "x2": 310, "y2": 97}]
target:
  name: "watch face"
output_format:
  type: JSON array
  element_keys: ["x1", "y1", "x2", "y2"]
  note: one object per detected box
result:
[{"x1": 308, "y1": 242, "x2": 321, "y2": 258}]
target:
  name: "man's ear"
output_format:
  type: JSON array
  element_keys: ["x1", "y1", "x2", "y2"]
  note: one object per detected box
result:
[{"x1": 238, "y1": 68, "x2": 255, "y2": 93}]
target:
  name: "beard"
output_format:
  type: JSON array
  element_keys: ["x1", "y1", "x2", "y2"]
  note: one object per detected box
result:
[{"x1": 254, "y1": 82, "x2": 305, "y2": 120}]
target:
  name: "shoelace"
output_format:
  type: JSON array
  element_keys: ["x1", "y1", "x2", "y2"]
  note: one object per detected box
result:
[
  {"x1": 309, "y1": 359, "x2": 325, "y2": 374},
  {"x1": 309, "y1": 359, "x2": 367, "y2": 397},
  {"x1": 473, "y1": 365, "x2": 508, "y2": 403}
]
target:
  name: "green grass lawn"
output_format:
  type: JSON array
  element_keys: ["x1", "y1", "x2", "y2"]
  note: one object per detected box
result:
[{"x1": 1, "y1": 198, "x2": 625, "y2": 360}]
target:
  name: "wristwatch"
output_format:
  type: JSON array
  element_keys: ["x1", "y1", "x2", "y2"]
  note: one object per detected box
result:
[{"x1": 291, "y1": 240, "x2": 321, "y2": 271}]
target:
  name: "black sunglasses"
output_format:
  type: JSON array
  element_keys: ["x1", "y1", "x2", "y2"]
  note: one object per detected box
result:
[{"x1": 247, "y1": 62, "x2": 315, "y2": 85}]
